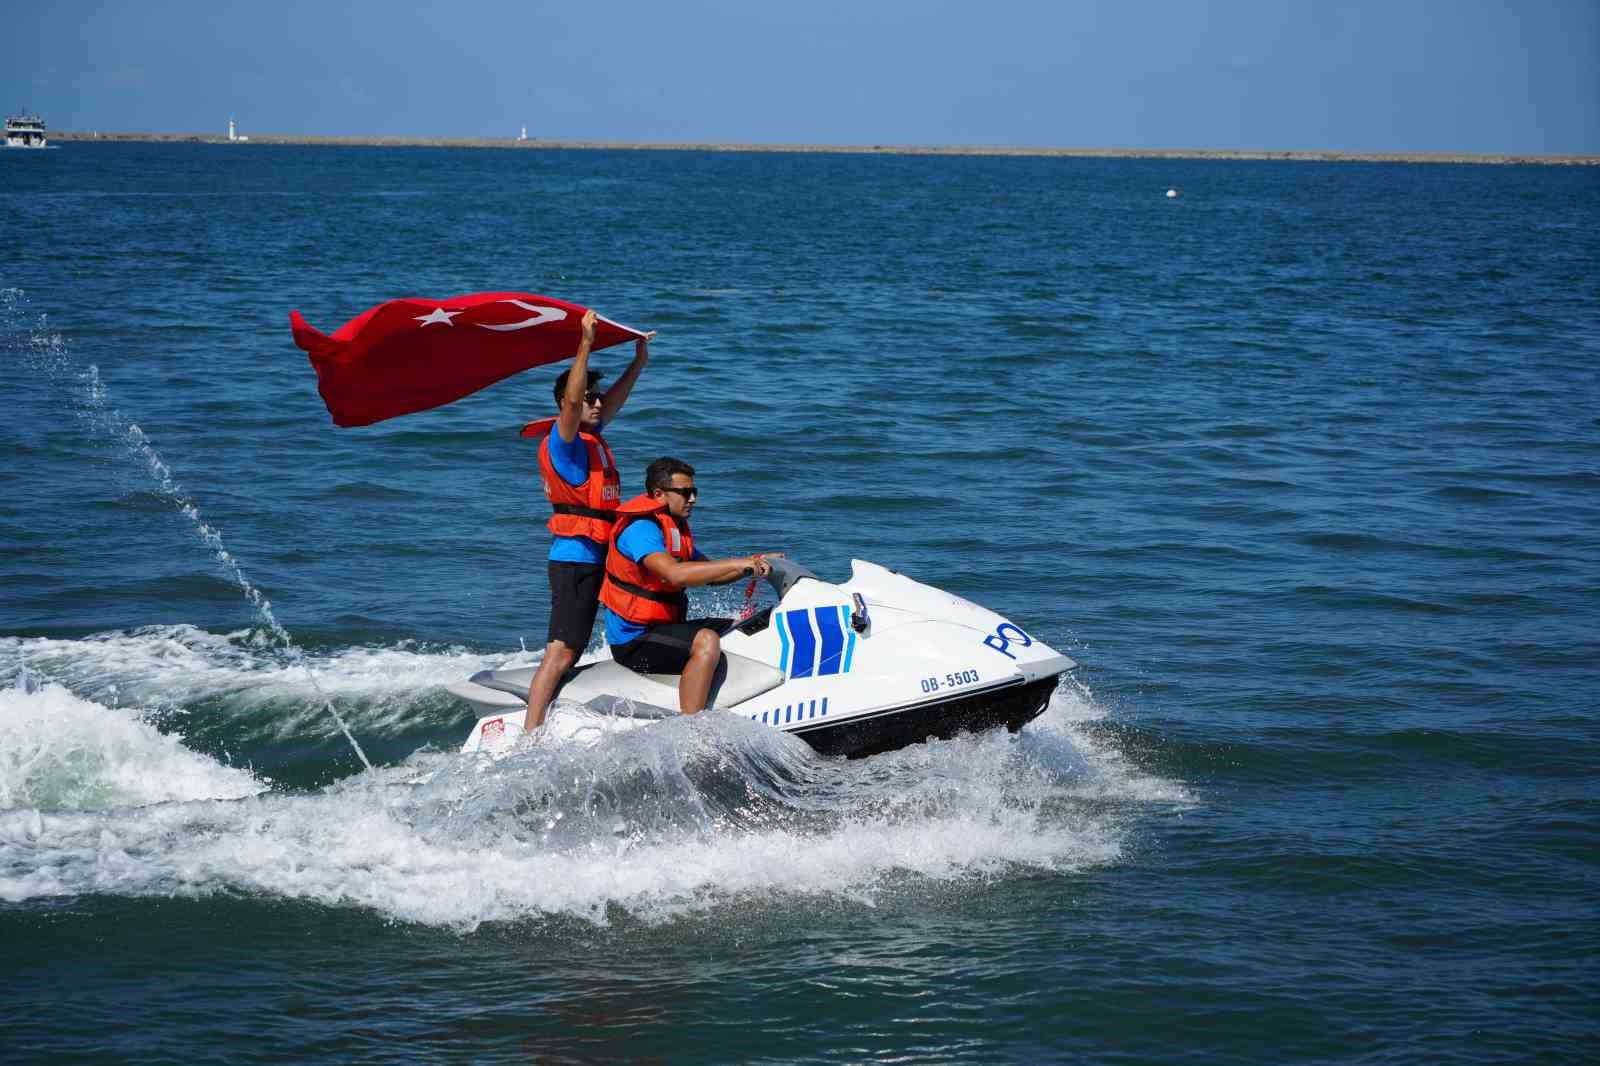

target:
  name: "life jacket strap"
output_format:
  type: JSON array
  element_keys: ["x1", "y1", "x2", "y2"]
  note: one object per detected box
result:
[
  {"x1": 553, "y1": 503, "x2": 618, "y2": 520},
  {"x1": 605, "y1": 571, "x2": 688, "y2": 606}
]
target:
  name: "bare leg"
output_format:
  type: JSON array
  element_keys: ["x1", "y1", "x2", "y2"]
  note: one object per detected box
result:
[
  {"x1": 678, "y1": 628, "x2": 723, "y2": 714},
  {"x1": 524, "y1": 641, "x2": 578, "y2": 732}
]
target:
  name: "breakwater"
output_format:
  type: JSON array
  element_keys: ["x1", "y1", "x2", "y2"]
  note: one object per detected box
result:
[{"x1": 49, "y1": 130, "x2": 1599, "y2": 165}]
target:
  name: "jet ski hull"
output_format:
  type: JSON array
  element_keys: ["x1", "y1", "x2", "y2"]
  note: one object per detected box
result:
[{"x1": 787, "y1": 674, "x2": 1059, "y2": 758}]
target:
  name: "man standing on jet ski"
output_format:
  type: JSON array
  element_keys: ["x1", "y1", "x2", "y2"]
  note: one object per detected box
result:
[
  {"x1": 521, "y1": 309, "x2": 653, "y2": 733},
  {"x1": 601, "y1": 457, "x2": 778, "y2": 714}
]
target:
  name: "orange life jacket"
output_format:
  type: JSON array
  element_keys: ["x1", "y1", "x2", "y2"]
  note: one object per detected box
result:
[
  {"x1": 600, "y1": 495, "x2": 695, "y2": 626},
  {"x1": 522, "y1": 417, "x2": 621, "y2": 543}
]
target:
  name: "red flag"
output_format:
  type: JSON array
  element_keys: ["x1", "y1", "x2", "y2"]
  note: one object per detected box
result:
[{"x1": 289, "y1": 291, "x2": 644, "y2": 427}]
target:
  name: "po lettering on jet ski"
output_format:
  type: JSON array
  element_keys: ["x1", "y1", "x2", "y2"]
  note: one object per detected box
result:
[{"x1": 982, "y1": 623, "x2": 1034, "y2": 660}]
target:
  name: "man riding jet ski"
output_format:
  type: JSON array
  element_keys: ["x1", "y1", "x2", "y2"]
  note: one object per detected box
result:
[
  {"x1": 597, "y1": 455, "x2": 779, "y2": 717},
  {"x1": 452, "y1": 556, "x2": 1075, "y2": 759}
]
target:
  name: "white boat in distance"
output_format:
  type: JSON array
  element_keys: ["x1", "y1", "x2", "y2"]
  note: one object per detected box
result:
[{"x1": 5, "y1": 114, "x2": 50, "y2": 148}]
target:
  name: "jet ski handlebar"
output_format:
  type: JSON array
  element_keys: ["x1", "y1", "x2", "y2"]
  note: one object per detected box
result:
[{"x1": 760, "y1": 555, "x2": 819, "y2": 598}]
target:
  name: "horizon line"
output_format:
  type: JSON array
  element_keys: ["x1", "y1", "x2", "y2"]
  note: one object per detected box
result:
[{"x1": 45, "y1": 130, "x2": 1600, "y2": 166}]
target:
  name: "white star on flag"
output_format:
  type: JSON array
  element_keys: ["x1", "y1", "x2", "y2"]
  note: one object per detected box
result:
[{"x1": 415, "y1": 307, "x2": 462, "y2": 327}]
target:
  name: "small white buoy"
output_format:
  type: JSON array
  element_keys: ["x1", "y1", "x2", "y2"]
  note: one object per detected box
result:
[{"x1": 1166, "y1": 188, "x2": 1179, "y2": 199}]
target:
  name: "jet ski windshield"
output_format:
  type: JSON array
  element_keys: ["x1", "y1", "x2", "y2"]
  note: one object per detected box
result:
[{"x1": 763, "y1": 556, "x2": 820, "y2": 597}]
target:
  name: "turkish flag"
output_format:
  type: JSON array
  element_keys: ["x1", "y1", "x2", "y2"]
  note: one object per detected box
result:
[{"x1": 289, "y1": 292, "x2": 645, "y2": 427}]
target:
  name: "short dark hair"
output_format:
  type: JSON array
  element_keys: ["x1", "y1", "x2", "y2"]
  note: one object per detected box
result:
[
  {"x1": 645, "y1": 457, "x2": 695, "y2": 493},
  {"x1": 553, "y1": 368, "x2": 605, "y2": 406}
]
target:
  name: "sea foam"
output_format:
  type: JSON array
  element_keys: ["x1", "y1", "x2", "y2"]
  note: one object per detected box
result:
[
  {"x1": 0, "y1": 627, "x2": 513, "y2": 741},
  {"x1": 0, "y1": 680, "x2": 1185, "y2": 927},
  {"x1": 0, "y1": 679, "x2": 266, "y2": 812}
]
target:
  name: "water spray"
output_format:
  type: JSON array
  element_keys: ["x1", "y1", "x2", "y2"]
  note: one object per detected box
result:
[{"x1": 6, "y1": 289, "x2": 373, "y2": 771}]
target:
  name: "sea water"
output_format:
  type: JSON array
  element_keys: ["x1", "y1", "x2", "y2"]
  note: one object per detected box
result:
[{"x1": 2, "y1": 144, "x2": 1597, "y2": 1062}]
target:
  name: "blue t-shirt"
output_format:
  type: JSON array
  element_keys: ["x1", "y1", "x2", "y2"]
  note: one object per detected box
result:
[
  {"x1": 604, "y1": 519, "x2": 706, "y2": 646},
  {"x1": 546, "y1": 421, "x2": 606, "y2": 565}
]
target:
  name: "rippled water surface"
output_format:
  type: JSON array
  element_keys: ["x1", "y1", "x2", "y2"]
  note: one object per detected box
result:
[{"x1": 3, "y1": 144, "x2": 1598, "y2": 1062}]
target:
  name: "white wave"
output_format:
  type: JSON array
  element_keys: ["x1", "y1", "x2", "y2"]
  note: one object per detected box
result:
[
  {"x1": 0, "y1": 626, "x2": 523, "y2": 739},
  {"x1": 0, "y1": 681, "x2": 265, "y2": 812},
  {"x1": 0, "y1": 684, "x2": 1183, "y2": 927}
]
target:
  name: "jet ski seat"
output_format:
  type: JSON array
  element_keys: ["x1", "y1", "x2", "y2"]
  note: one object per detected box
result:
[{"x1": 463, "y1": 620, "x2": 785, "y2": 713}]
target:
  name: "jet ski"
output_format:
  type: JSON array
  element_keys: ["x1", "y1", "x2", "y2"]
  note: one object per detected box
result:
[{"x1": 450, "y1": 557, "x2": 1075, "y2": 759}]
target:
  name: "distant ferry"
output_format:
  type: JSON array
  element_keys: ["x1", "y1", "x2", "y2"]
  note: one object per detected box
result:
[{"x1": 5, "y1": 114, "x2": 49, "y2": 148}]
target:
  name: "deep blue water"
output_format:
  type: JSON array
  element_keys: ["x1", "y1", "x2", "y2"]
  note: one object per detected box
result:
[{"x1": 3, "y1": 143, "x2": 1598, "y2": 1062}]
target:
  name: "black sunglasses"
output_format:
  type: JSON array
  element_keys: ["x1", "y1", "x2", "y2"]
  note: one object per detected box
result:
[
  {"x1": 582, "y1": 391, "x2": 603, "y2": 404},
  {"x1": 661, "y1": 486, "x2": 699, "y2": 501}
]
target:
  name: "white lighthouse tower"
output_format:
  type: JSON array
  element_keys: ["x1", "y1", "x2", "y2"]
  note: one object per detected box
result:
[{"x1": 228, "y1": 117, "x2": 236, "y2": 142}]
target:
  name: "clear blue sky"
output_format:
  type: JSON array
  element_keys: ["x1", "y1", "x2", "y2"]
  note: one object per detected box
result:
[{"x1": 6, "y1": 0, "x2": 1597, "y2": 153}]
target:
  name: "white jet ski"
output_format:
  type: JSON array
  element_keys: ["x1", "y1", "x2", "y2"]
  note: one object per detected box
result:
[{"x1": 450, "y1": 558, "x2": 1075, "y2": 759}]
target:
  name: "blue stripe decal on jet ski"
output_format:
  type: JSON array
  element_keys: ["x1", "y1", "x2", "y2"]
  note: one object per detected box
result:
[
  {"x1": 840, "y1": 605, "x2": 857, "y2": 673},
  {"x1": 813, "y1": 606, "x2": 845, "y2": 676},
  {"x1": 785, "y1": 609, "x2": 817, "y2": 678},
  {"x1": 757, "y1": 697, "x2": 829, "y2": 726},
  {"x1": 776, "y1": 611, "x2": 791, "y2": 674}
]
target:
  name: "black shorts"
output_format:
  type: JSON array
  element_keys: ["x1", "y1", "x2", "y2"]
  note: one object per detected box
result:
[
  {"x1": 611, "y1": 619, "x2": 732, "y2": 676},
  {"x1": 546, "y1": 561, "x2": 605, "y2": 653}
]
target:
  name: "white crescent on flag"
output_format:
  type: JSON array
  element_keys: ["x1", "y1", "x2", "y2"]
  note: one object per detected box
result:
[{"x1": 476, "y1": 299, "x2": 568, "y2": 332}]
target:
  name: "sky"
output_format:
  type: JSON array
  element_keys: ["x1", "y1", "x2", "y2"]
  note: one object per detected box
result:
[{"x1": 4, "y1": 0, "x2": 1597, "y2": 154}]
